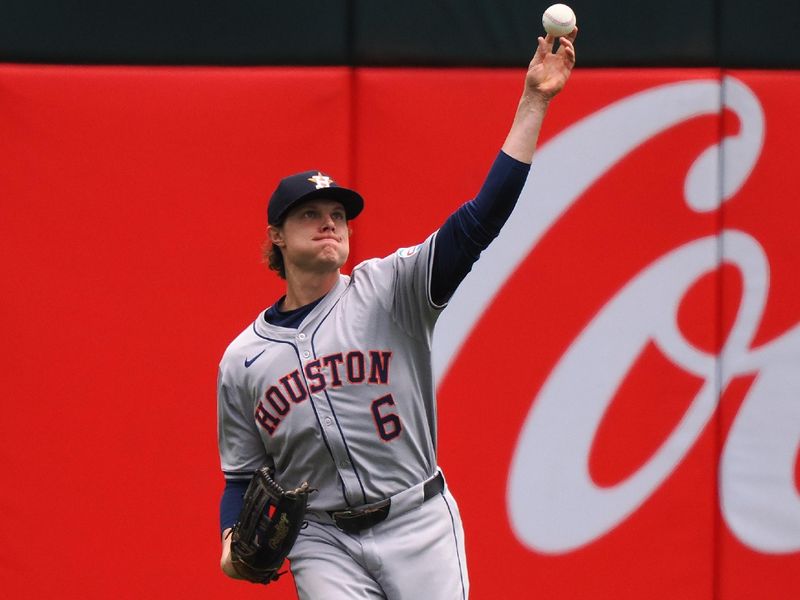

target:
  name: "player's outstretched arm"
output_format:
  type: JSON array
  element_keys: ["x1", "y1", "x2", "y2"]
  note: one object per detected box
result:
[{"x1": 501, "y1": 28, "x2": 578, "y2": 164}]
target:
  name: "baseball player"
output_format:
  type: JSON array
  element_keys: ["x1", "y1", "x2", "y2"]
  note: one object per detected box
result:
[{"x1": 217, "y1": 29, "x2": 577, "y2": 599}]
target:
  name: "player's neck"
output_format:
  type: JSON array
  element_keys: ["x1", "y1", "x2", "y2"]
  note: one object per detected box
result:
[{"x1": 282, "y1": 269, "x2": 340, "y2": 310}]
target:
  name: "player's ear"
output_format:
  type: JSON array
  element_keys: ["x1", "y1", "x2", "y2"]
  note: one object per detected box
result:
[{"x1": 268, "y1": 225, "x2": 285, "y2": 247}]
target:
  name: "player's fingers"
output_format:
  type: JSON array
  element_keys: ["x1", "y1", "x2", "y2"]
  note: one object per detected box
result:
[
  {"x1": 531, "y1": 36, "x2": 548, "y2": 65},
  {"x1": 559, "y1": 37, "x2": 576, "y2": 61},
  {"x1": 536, "y1": 36, "x2": 548, "y2": 56},
  {"x1": 556, "y1": 36, "x2": 576, "y2": 57},
  {"x1": 565, "y1": 25, "x2": 578, "y2": 42}
]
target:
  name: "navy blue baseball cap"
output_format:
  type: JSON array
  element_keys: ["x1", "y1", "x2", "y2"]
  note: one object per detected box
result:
[{"x1": 267, "y1": 170, "x2": 364, "y2": 225}]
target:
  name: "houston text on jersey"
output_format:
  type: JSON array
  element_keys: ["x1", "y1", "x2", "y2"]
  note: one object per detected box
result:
[{"x1": 254, "y1": 350, "x2": 393, "y2": 435}]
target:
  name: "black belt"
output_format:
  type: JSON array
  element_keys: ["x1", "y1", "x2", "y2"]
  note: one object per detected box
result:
[{"x1": 329, "y1": 472, "x2": 444, "y2": 534}]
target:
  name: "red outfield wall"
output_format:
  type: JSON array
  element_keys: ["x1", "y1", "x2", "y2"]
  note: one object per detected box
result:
[{"x1": 1, "y1": 65, "x2": 798, "y2": 599}]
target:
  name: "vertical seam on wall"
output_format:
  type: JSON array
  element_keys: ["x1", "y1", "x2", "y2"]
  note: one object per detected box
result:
[
  {"x1": 345, "y1": 0, "x2": 359, "y2": 267},
  {"x1": 348, "y1": 65, "x2": 361, "y2": 268},
  {"x1": 712, "y1": 66, "x2": 726, "y2": 600}
]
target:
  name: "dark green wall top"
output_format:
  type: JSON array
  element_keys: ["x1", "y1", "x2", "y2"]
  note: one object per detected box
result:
[{"x1": 1, "y1": 0, "x2": 797, "y2": 68}]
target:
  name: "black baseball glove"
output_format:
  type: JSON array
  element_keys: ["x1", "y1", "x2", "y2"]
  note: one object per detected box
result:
[{"x1": 230, "y1": 466, "x2": 313, "y2": 584}]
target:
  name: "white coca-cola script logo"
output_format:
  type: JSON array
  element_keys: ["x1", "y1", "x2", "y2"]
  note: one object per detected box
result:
[{"x1": 434, "y1": 76, "x2": 800, "y2": 555}]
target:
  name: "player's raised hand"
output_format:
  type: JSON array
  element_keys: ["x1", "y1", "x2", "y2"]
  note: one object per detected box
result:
[
  {"x1": 501, "y1": 26, "x2": 577, "y2": 162},
  {"x1": 525, "y1": 27, "x2": 578, "y2": 100}
]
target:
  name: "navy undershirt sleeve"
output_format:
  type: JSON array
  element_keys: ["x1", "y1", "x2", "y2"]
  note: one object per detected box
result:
[
  {"x1": 431, "y1": 150, "x2": 531, "y2": 306},
  {"x1": 220, "y1": 479, "x2": 250, "y2": 534}
]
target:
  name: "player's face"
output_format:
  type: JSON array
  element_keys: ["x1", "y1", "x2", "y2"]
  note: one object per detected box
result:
[{"x1": 271, "y1": 199, "x2": 350, "y2": 276}]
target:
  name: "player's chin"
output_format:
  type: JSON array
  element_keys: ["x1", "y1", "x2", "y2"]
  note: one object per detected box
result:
[{"x1": 315, "y1": 246, "x2": 349, "y2": 270}]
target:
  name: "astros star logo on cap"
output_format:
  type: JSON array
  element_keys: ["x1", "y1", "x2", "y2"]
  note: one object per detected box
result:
[{"x1": 308, "y1": 172, "x2": 334, "y2": 189}]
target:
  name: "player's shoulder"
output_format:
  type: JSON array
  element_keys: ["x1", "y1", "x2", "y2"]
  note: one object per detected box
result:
[
  {"x1": 219, "y1": 313, "x2": 267, "y2": 369},
  {"x1": 351, "y1": 236, "x2": 435, "y2": 275},
  {"x1": 350, "y1": 256, "x2": 383, "y2": 276}
]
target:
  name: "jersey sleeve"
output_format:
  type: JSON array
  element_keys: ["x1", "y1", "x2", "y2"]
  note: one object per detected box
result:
[
  {"x1": 357, "y1": 232, "x2": 441, "y2": 343},
  {"x1": 217, "y1": 357, "x2": 268, "y2": 480}
]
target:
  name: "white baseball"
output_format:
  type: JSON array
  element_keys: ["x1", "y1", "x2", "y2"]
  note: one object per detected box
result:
[{"x1": 542, "y1": 4, "x2": 576, "y2": 37}]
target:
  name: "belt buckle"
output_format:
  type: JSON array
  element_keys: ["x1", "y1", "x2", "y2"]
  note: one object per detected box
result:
[
  {"x1": 332, "y1": 508, "x2": 358, "y2": 521},
  {"x1": 332, "y1": 500, "x2": 390, "y2": 533}
]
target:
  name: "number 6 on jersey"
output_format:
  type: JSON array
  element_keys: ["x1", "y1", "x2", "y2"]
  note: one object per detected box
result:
[{"x1": 371, "y1": 394, "x2": 402, "y2": 441}]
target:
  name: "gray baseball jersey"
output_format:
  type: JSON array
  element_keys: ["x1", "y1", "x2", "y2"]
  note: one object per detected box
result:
[{"x1": 217, "y1": 232, "x2": 443, "y2": 514}]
